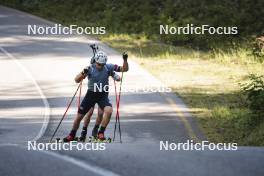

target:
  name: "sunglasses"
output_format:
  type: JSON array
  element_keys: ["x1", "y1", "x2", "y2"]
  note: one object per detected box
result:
[{"x1": 96, "y1": 63, "x2": 104, "y2": 66}]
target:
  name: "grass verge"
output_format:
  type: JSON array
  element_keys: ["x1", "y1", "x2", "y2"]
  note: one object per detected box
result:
[{"x1": 100, "y1": 34, "x2": 264, "y2": 146}]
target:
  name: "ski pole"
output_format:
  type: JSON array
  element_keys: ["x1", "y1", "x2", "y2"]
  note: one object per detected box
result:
[
  {"x1": 77, "y1": 80, "x2": 83, "y2": 109},
  {"x1": 113, "y1": 70, "x2": 124, "y2": 143},
  {"x1": 90, "y1": 44, "x2": 98, "y2": 57},
  {"x1": 113, "y1": 80, "x2": 118, "y2": 141},
  {"x1": 50, "y1": 81, "x2": 82, "y2": 142},
  {"x1": 117, "y1": 71, "x2": 124, "y2": 143},
  {"x1": 89, "y1": 44, "x2": 98, "y2": 64}
]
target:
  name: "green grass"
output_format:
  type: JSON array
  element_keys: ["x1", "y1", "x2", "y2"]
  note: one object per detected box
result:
[
  {"x1": 100, "y1": 34, "x2": 209, "y2": 60},
  {"x1": 100, "y1": 34, "x2": 264, "y2": 146}
]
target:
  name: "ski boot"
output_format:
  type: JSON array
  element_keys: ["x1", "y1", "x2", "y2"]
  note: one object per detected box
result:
[
  {"x1": 97, "y1": 132, "x2": 111, "y2": 143},
  {"x1": 78, "y1": 136, "x2": 86, "y2": 142},
  {"x1": 92, "y1": 127, "x2": 98, "y2": 138},
  {"x1": 86, "y1": 127, "x2": 98, "y2": 142},
  {"x1": 97, "y1": 132, "x2": 106, "y2": 141},
  {"x1": 79, "y1": 130, "x2": 87, "y2": 142},
  {"x1": 63, "y1": 135, "x2": 76, "y2": 142}
]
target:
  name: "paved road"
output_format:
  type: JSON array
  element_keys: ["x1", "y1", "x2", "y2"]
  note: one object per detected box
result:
[{"x1": 0, "y1": 5, "x2": 263, "y2": 176}]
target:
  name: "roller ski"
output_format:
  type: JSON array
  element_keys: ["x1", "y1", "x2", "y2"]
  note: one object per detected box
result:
[
  {"x1": 87, "y1": 132, "x2": 112, "y2": 143},
  {"x1": 70, "y1": 136, "x2": 86, "y2": 142},
  {"x1": 51, "y1": 135, "x2": 79, "y2": 143},
  {"x1": 60, "y1": 136, "x2": 86, "y2": 143},
  {"x1": 87, "y1": 136, "x2": 112, "y2": 143},
  {"x1": 78, "y1": 136, "x2": 86, "y2": 142}
]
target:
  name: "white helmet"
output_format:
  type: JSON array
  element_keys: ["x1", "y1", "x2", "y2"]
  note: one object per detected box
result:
[{"x1": 95, "y1": 51, "x2": 107, "y2": 64}]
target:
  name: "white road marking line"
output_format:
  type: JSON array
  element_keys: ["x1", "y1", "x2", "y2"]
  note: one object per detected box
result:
[
  {"x1": 0, "y1": 144, "x2": 120, "y2": 176},
  {"x1": 0, "y1": 143, "x2": 19, "y2": 146},
  {"x1": 40, "y1": 150, "x2": 120, "y2": 176},
  {"x1": 0, "y1": 46, "x2": 50, "y2": 141}
]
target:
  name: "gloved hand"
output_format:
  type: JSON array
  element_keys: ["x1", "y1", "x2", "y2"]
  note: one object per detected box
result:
[
  {"x1": 82, "y1": 66, "x2": 90, "y2": 76},
  {"x1": 113, "y1": 72, "x2": 121, "y2": 81},
  {"x1": 122, "y1": 52, "x2": 128, "y2": 61}
]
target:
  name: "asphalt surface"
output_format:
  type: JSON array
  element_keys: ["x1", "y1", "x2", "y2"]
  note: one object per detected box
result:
[{"x1": 0, "y1": 5, "x2": 263, "y2": 176}]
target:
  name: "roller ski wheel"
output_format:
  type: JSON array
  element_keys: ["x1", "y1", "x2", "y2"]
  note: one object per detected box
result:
[
  {"x1": 77, "y1": 136, "x2": 86, "y2": 142},
  {"x1": 51, "y1": 136, "x2": 79, "y2": 143},
  {"x1": 97, "y1": 137, "x2": 111, "y2": 143},
  {"x1": 97, "y1": 133, "x2": 112, "y2": 143},
  {"x1": 87, "y1": 136, "x2": 97, "y2": 142},
  {"x1": 60, "y1": 135, "x2": 78, "y2": 143},
  {"x1": 51, "y1": 137, "x2": 62, "y2": 143},
  {"x1": 86, "y1": 136, "x2": 111, "y2": 143},
  {"x1": 104, "y1": 137, "x2": 112, "y2": 143},
  {"x1": 50, "y1": 137, "x2": 62, "y2": 143}
]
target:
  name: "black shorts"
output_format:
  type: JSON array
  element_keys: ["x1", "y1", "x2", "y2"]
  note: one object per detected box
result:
[{"x1": 78, "y1": 91, "x2": 112, "y2": 115}]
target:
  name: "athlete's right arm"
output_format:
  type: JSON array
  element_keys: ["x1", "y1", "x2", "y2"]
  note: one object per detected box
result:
[
  {"x1": 74, "y1": 72, "x2": 86, "y2": 83},
  {"x1": 74, "y1": 67, "x2": 89, "y2": 83}
]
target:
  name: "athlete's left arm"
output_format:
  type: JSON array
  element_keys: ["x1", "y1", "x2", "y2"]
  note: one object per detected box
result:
[
  {"x1": 121, "y1": 52, "x2": 129, "y2": 72},
  {"x1": 111, "y1": 72, "x2": 121, "y2": 81},
  {"x1": 113, "y1": 53, "x2": 129, "y2": 72}
]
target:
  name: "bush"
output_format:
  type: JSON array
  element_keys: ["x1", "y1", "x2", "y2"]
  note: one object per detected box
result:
[
  {"x1": 252, "y1": 38, "x2": 264, "y2": 62},
  {"x1": 241, "y1": 74, "x2": 264, "y2": 113}
]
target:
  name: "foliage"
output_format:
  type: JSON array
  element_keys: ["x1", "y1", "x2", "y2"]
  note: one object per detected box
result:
[
  {"x1": 241, "y1": 74, "x2": 264, "y2": 112},
  {"x1": 252, "y1": 39, "x2": 264, "y2": 62},
  {"x1": 1, "y1": 0, "x2": 264, "y2": 51}
]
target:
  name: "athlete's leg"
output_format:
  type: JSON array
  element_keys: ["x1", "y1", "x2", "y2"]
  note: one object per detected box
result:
[
  {"x1": 97, "y1": 93, "x2": 112, "y2": 139},
  {"x1": 64, "y1": 91, "x2": 95, "y2": 142},
  {"x1": 92, "y1": 107, "x2": 104, "y2": 137},
  {"x1": 79, "y1": 107, "x2": 94, "y2": 141},
  {"x1": 83, "y1": 107, "x2": 94, "y2": 128},
  {"x1": 97, "y1": 106, "x2": 113, "y2": 139},
  {"x1": 63, "y1": 113, "x2": 85, "y2": 142},
  {"x1": 95, "y1": 107, "x2": 104, "y2": 125},
  {"x1": 100, "y1": 106, "x2": 113, "y2": 128}
]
